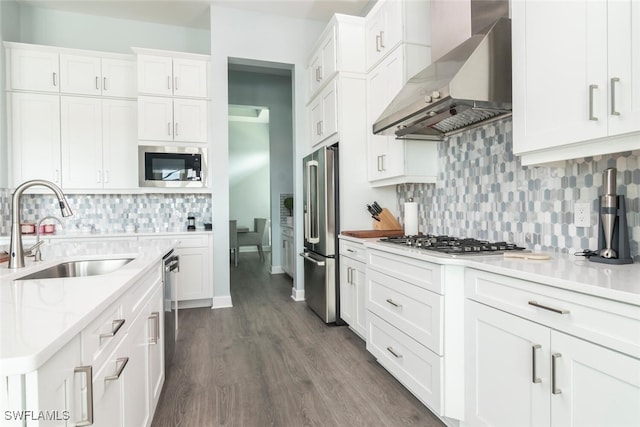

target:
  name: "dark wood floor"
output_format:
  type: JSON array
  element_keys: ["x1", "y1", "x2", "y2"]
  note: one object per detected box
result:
[{"x1": 151, "y1": 253, "x2": 445, "y2": 427}]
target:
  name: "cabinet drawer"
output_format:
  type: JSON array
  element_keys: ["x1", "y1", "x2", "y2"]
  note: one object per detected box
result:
[
  {"x1": 368, "y1": 269, "x2": 443, "y2": 355},
  {"x1": 367, "y1": 248, "x2": 443, "y2": 294},
  {"x1": 466, "y1": 269, "x2": 640, "y2": 358},
  {"x1": 177, "y1": 234, "x2": 209, "y2": 248},
  {"x1": 367, "y1": 313, "x2": 443, "y2": 414},
  {"x1": 339, "y1": 240, "x2": 366, "y2": 263},
  {"x1": 81, "y1": 300, "x2": 127, "y2": 367}
]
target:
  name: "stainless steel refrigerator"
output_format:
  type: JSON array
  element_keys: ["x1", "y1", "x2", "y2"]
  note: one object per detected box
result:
[{"x1": 301, "y1": 143, "x2": 339, "y2": 323}]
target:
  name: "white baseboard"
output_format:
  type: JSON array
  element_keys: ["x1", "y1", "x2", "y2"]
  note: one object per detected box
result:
[
  {"x1": 178, "y1": 299, "x2": 212, "y2": 309},
  {"x1": 291, "y1": 287, "x2": 304, "y2": 301},
  {"x1": 211, "y1": 295, "x2": 233, "y2": 309},
  {"x1": 271, "y1": 265, "x2": 284, "y2": 274}
]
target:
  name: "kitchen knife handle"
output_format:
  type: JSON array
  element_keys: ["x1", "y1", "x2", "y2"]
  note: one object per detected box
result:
[
  {"x1": 611, "y1": 77, "x2": 620, "y2": 116},
  {"x1": 589, "y1": 84, "x2": 598, "y2": 121}
]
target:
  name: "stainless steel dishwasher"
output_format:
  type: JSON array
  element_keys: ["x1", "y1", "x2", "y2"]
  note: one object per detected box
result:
[{"x1": 163, "y1": 250, "x2": 179, "y2": 373}]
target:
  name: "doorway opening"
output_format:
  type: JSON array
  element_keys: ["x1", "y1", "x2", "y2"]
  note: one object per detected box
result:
[{"x1": 227, "y1": 59, "x2": 294, "y2": 277}]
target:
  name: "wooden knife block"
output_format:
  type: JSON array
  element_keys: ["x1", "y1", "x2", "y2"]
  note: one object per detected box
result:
[{"x1": 373, "y1": 208, "x2": 403, "y2": 231}]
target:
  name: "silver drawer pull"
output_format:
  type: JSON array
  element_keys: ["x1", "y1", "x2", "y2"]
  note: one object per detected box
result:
[
  {"x1": 611, "y1": 77, "x2": 621, "y2": 116},
  {"x1": 386, "y1": 346, "x2": 402, "y2": 359},
  {"x1": 74, "y1": 365, "x2": 93, "y2": 426},
  {"x1": 552, "y1": 353, "x2": 562, "y2": 394},
  {"x1": 532, "y1": 344, "x2": 542, "y2": 384},
  {"x1": 99, "y1": 319, "x2": 125, "y2": 340},
  {"x1": 105, "y1": 357, "x2": 129, "y2": 382},
  {"x1": 589, "y1": 84, "x2": 598, "y2": 121},
  {"x1": 346, "y1": 248, "x2": 356, "y2": 253},
  {"x1": 386, "y1": 298, "x2": 402, "y2": 308},
  {"x1": 149, "y1": 312, "x2": 160, "y2": 344},
  {"x1": 528, "y1": 301, "x2": 569, "y2": 315}
]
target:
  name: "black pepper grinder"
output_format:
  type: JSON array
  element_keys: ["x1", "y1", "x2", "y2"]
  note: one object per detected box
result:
[{"x1": 187, "y1": 216, "x2": 196, "y2": 231}]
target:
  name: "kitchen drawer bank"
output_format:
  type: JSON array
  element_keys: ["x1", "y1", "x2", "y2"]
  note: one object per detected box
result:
[
  {"x1": 0, "y1": 239, "x2": 175, "y2": 427},
  {"x1": 340, "y1": 236, "x2": 640, "y2": 427}
]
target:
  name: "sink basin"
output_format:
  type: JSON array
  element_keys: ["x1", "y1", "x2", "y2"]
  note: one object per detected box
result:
[{"x1": 18, "y1": 258, "x2": 134, "y2": 280}]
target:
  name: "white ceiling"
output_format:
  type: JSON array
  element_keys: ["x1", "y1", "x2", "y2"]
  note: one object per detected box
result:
[{"x1": 17, "y1": 0, "x2": 376, "y2": 29}]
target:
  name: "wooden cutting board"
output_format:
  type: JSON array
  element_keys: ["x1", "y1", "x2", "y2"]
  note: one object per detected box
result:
[{"x1": 341, "y1": 229, "x2": 404, "y2": 238}]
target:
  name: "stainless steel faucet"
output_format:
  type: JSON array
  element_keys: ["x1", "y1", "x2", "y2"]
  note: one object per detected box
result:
[
  {"x1": 9, "y1": 180, "x2": 73, "y2": 269},
  {"x1": 33, "y1": 216, "x2": 65, "y2": 262}
]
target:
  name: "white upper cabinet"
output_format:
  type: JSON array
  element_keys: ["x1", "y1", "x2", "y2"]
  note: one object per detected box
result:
[
  {"x1": 364, "y1": 0, "x2": 431, "y2": 72},
  {"x1": 306, "y1": 14, "x2": 366, "y2": 101},
  {"x1": 138, "y1": 96, "x2": 208, "y2": 143},
  {"x1": 308, "y1": 79, "x2": 338, "y2": 147},
  {"x1": 512, "y1": 0, "x2": 640, "y2": 165},
  {"x1": 136, "y1": 53, "x2": 209, "y2": 98},
  {"x1": 6, "y1": 43, "x2": 135, "y2": 97},
  {"x1": 8, "y1": 47, "x2": 60, "y2": 92}
]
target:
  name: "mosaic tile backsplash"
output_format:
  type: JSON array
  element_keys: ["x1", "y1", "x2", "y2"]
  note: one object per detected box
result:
[
  {"x1": 396, "y1": 118, "x2": 640, "y2": 261},
  {"x1": 0, "y1": 192, "x2": 212, "y2": 235}
]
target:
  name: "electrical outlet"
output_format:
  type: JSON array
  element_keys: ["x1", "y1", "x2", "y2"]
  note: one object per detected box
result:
[{"x1": 574, "y1": 202, "x2": 591, "y2": 227}]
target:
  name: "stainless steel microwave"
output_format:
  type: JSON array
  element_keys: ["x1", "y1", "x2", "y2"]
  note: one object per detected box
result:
[{"x1": 139, "y1": 145, "x2": 207, "y2": 188}]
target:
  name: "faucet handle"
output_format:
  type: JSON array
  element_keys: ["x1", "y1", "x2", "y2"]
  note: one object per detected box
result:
[{"x1": 25, "y1": 240, "x2": 45, "y2": 257}]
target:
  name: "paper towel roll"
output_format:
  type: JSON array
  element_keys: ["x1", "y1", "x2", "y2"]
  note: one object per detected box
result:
[{"x1": 404, "y1": 200, "x2": 419, "y2": 236}]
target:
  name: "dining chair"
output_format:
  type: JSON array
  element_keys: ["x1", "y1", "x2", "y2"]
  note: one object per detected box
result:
[
  {"x1": 229, "y1": 220, "x2": 239, "y2": 266},
  {"x1": 237, "y1": 218, "x2": 268, "y2": 261}
]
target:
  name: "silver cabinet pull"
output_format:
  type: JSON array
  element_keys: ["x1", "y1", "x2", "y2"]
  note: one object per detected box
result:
[
  {"x1": 611, "y1": 77, "x2": 621, "y2": 116},
  {"x1": 589, "y1": 84, "x2": 598, "y2": 121},
  {"x1": 532, "y1": 344, "x2": 542, "y2": 384},
  {"x1": 99, "y1": 318, "x2": 125, "y2": 341},
  {"x1": 104, "y1": 170, "x2": 109, "y2": 183},
  {"x1": 528, "y1": 301, "x2": 569, "y2": 315},
  {"x1": 95, "y1": 76, "x2": 99, "y2": 90},
  {"x1": 375, "y1": 34, "x2": 381, "y2": 52},
  {"x1": 174, "y1": 76, "x2": 178, "y2": 91},
  {"x1": 149, "y1": 312, "x2": 160, "y2": 344},
  {"x1": 346, "y1": 248, "x2": 356, "y2": 253},
  {"x1": 96, "y1": 170, "x2": 101, "y2": 183},
  {"x1": 386, "y1": 298, "x2": 402, "y2": 308},
  {"x1": 74, "y1": 365, "x2": 93, "y2": 426},
  {"x1": 55, "y1": 169, "x2": 60, "y2": 183},
  {"x1": 168, "y1": 122, "x2": 172, "y2": 136},
  {"x1": 386, "y1": 346, "x2": 402, "y2": 358},
  {"x1": 168, "y1": 76, "x2": 172, "y2": 90},
  {"x1": 103, "y1": 77, "x2": 108, "y2": 91},
  {"x1": 317, "y1": 66, "x2": 323, "y2": 81},
  {"x1": 105, "y1": 357, "x2": 129, "y2": 382},
  {"x1": 175, "y1": 123, "x2": 179, "y2": 136},
  {"x1": 379, "y1": 31, "x2": 385, "y2": 48},
  {"x1": 551, "y1": 353, "x2": 562, "y2": 394},
  {"x1": 53, "y1": 72, "x2": 57, "y2": 87}
]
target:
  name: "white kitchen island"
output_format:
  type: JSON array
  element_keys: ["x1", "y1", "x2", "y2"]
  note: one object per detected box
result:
[{"x1": 0, "y1": 238, "x2": 177, "y2": 427}]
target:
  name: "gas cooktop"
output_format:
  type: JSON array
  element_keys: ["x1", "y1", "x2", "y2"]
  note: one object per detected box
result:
[{"x1": 378, "y1": 235, "x2": 526, "y2": 256}]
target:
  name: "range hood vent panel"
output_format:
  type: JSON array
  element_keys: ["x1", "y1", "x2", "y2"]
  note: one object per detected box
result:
[{"x1": 373, "y1": 18, "x2": 512, "y2": 140}]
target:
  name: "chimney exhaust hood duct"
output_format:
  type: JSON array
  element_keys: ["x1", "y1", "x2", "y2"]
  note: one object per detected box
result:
[{"x1": 373, "y1": 3, "x2": 511, "y2": 141}]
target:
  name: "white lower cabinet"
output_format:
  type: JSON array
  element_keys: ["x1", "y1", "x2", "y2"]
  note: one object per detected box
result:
[
  {"x1": 339, "y1": 254, "x2": 367, "y2": 339},
  {"x1": 173, "y1": 235, "x2": 212, "y2": 305},
  {"x1": 465, "y1": 269, "x2": 640, "y2": 427},
  {"x1": 281, "y1": 226, "x2": 294, "y2": 278}
]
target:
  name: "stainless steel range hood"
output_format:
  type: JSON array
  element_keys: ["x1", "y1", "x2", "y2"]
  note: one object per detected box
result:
[{"x1": 373, "y1": 17, "x2": 511, "y2": 140}]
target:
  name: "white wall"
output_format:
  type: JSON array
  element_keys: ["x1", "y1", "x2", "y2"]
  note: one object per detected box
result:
[
  {"x1": 15, "y1": 6, "x2": 210, "y2": 54},
  {"x1": 210, "y1": 6, "x2": 325, "y2": 305},
  {"x1": 228, "y1": 119, "x2": 271, "y2": 244}
]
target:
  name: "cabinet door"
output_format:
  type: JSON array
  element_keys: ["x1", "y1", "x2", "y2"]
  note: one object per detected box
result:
[
  {"x1": 607, "y1": 0, "x2": 640, "y2": 136},
  {"x1": 173, "y1": 98, "x2": 208, "y2": 143},
  {"x1": 125, "y1": 311, "x2": 151, "y2": 427},
  {"x1": 9, "y1": 48, "x2": 60, "y2": 92},
  {"x1": 24, "y1": 335, "x2": 82, "y2": 426},
  {"x1": 147, "y1": 286, "x2": 164, "y2": 414},
  {"x1": 465, "y1": 300, "x2": 551, "y2": 427},
  {"x1": 351, "y1": 260, "x2": 367, "y2": 339},
  {"x1": 320, "y1": 80, "x2": 338, "y2": 141},
  {"x1": 102, "y1": 58, "x2": 137, "y2": 98},
  {"x1": 551, "y1": 331, "x2": 640, "y2": 427},
  {"x1": 173, "y1": 58, "x2": 208, "y2": 98},
  {"x1": 9, "y1": 92, "x2": 61, "y2": 186},
  {"x1": 339, "y1": 256, "x2": 356, "y2": 326},
  {"x1": 309, "y1": 97, "x2": 323, "y2": 146},
  {"x1": 512, "y1": 0, "x2": 608, "y2": 154},
  {"x1": 91, "y1": 342, "x2": 126, "y2": 427},
  {"x1": 138, "y1": 96, "x2": 174, "y2": 142},
  {"x1": 175, "y1": 246, "x2": 211, "y2": 300},
  {"x1": 137, "y1": 54, "x2": 173, "y2": 96},
  {"x1": 102, "y1": 99, "x2": 138, "y2": 189},
  {"x1": 59, "y1": 54, "x2": 102, "y2": 96},
  {"x1": 365, "y1": 7, "x2": 384, "y2": 71},
  {"x1": 60, "y1": 96, "x2": 103, "y2": 189}
]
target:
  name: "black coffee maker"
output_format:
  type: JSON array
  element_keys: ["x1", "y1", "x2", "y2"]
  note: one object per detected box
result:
[{"x1": 590, "y1": 168, "x2": 633, "y2": 265}]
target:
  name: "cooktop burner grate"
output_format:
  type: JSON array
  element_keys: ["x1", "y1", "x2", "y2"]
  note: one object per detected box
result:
[{"x1": 379, "y1": 235, "x2": 526, "y2": 255}]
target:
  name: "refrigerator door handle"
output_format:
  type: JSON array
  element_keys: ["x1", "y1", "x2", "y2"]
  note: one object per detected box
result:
[
  {"x1": 299, "y1": 252, "x2": 326, "y2": 266},
  {"x1": 305, "y1": 159, "x2": 320, "y2": 244}
]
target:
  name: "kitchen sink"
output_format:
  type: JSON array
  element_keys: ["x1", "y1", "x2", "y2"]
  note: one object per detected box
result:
[{"x1": 17, "y1": 258, "x2": 134, "y2": 280}]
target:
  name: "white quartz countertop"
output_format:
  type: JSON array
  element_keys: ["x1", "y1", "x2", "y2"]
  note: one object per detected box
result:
[
  {"x1": 340, "y1": 235, "x2": 640, "y2": 306},
  {"x1": 0, "y1": 238, "x2": 177, "y2": 375}
]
